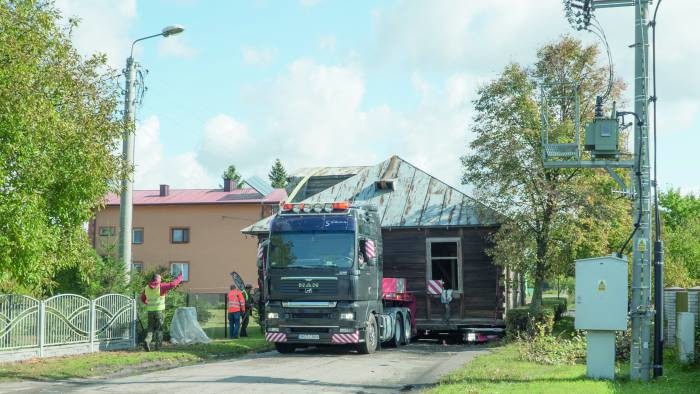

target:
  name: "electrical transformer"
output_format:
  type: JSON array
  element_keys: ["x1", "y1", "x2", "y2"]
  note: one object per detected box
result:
[{"x1": 584, "y1": 118, "x2": 619, "y2": 159}]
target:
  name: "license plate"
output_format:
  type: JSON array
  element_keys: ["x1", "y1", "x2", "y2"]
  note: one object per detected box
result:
[{"x1": 298, "y1": 334, "x2": 320, "y2": 340}]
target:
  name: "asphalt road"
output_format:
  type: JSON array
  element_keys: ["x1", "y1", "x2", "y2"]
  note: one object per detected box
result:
[{"x1": 2, "y1": 341, "x2": 485, "y2": 394}]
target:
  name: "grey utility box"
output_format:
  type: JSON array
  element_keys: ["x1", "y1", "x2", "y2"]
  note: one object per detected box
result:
[
  {"x1": 575, "y1": 255, "x2": 628, "y2": 331},
  {"x1": 575, "y1": 255, "x2": 628, "y2": 380},
  {"x1": 584, "y1": 118, "x2": 619, "y2": 158}
]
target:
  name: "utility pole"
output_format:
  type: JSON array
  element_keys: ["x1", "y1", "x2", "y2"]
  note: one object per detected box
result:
[
  {"x1": 118, "y1": 55, "x2": 136, "y2": 276},
  {"x1": 118, "y1": 26, "x2": 185, "y2": 276},
  {"x1": 630, "y1": 0, "x2": 652, "y2": 381},
  {"x1": 554, "y1": 0, "x2": 655, "y2": 381}
]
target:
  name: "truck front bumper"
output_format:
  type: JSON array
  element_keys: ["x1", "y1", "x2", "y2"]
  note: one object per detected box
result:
[{"x1": 265, "y1": 329, "x2": 361, "y2": 344}]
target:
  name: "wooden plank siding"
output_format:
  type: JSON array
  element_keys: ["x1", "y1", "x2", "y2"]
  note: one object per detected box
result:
[{"x1": 382, "y1": 226, "x2": 504, "y2": 327}]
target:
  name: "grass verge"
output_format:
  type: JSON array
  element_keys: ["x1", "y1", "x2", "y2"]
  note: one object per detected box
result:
[
  {"x1": 430, "y1": 342, "x2": 700, "y2": 394},
  {"x1": 0, "y1": 325, "x2": 271, "y2": 382}
]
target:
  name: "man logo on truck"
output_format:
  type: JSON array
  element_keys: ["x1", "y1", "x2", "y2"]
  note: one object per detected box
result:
[{"x1": 298, "y1": 282, "x2": 320, "y2": 289}]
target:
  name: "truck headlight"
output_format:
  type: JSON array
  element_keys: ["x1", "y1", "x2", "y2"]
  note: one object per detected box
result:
[
  {"x1": 267, "y1": 312, "x2": 279, "y2": 319},
  {"x1": 339, "y1": 312, "x2": 354, "y2": 320},
  {"x1": 267, "y1": 327, "x2": 279, "y2": 332}
]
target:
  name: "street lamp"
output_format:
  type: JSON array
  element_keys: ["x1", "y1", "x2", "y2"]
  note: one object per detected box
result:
[{"x1": 119, "y1": 25, "x2": 185, "y2": 276}]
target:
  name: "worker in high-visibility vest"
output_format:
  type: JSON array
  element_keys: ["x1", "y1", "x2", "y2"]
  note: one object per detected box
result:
[
  {"x1": 140, "y1": 272, "x2": 183, "y2": 351},
  {"x1": 227, "y1": 284, "x2": 246, "y2": 339}
]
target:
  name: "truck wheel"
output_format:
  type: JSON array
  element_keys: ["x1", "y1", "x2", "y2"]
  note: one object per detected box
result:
[
  {"x1": 388, "y1": 316, "x2": 402, "y2": 348},
  {"x1": 401, "y1": 314, "x2": 411, "y2": 345},
  {"x1": 275, "y1": 343, "x2": 296, "y2": 354},
  {"x1": 357, "y1": 316, "x2": 378, "y2": 354}
]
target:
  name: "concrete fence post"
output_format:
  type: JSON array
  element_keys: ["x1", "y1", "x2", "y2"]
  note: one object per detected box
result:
[
  {"x1": 89, "y1": 300, "x2": 96, "y2": 353},
  {"x1": 131, "y1": 298, "x2": 137, "y2": 348},
  {"x1": 38, "y1": 301, "x2": 45, "y2": 357}
]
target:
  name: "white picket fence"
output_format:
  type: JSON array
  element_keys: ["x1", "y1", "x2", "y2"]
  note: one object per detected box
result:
[{"x1": 0, "y1": 293, "x2": 136, "y2": 363}]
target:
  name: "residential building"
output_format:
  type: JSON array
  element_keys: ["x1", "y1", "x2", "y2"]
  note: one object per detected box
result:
[{"x1": 91, "y1": 178, "x2": 286, "y2": 293}]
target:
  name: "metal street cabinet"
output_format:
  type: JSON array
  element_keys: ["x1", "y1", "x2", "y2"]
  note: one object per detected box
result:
[{"x1": 575, "y1": 255, "x2": 628, "y2": 380}]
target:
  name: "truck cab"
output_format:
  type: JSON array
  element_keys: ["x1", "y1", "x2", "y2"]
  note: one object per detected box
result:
[{"x1": 263, "y1": 201, "x2": 412, "y2": 354}]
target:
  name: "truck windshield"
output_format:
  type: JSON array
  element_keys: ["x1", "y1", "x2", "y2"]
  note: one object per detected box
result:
[{"x1": 268, "y1": 231, "x2": 355, "y2": 269}]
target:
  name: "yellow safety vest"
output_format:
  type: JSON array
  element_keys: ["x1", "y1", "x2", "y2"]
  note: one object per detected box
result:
[{"x1": 144, "y1": 285, "x2": 166, "y2": 311}]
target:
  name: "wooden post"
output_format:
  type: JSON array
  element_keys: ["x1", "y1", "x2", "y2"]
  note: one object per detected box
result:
[
  {"x1": 223, "y1": 293, "x2": 228, "y2": 339},
  {"x1": 426, "y1": 294, "x2": 431, "y2": 320}
]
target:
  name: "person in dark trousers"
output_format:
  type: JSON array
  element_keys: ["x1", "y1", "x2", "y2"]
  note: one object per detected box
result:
[
  {"x1": 240, "y1": 284, "x2": 254, "y2": 337},
  {"x1": 140, "y1": 272, "x2": 183, "y2": 351},
  {"x1": 227, "y1": 284, "x2": 246, "y2": 338}
]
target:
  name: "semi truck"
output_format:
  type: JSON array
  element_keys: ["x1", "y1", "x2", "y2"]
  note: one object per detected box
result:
[{"x1": 261, "y1": 201, "x2": 416, "y2": 354}]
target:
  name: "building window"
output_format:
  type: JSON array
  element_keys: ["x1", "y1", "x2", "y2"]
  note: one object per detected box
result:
[
  {"x1": 170, "y1": 262, "x2": 189, "y2": 282},
  {"x1": 99, "y1": 226, "x2": 115, "y2": 237},
  {"x1": 171, "y1": 228, "x2": 190, "y2": 244},
  {"x1": 133, "y1": 228, "x2": 144, "y2": 244},
  {"x1": 426, "y1": 238, "x2": 462, "y2": 292},
  {"x1": 132, "y1": 262, "x2": 144, "y2": 273}
]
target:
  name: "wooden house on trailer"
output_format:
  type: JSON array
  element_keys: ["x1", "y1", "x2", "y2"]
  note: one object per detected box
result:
[{"x1": 242, "y1": 155, "x2": 505, "y2": 333}]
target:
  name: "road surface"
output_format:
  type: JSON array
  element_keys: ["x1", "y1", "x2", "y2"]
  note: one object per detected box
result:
[{"x1": 3, "y1": 341, "x2": 485, "y2": 393}]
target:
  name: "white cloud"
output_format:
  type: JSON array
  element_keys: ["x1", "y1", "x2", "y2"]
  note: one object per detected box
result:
[
  {"x1": 223, "y1": 59, "x2": 478, "y2": 187},
  {"x1": 134, "y1": 116, "x2": 215, "y2": 189},
  {"x1": 55, "y1": 0, "x2": 137, "y2": 69},
  {"x1": 196, "y1": 114, "x2": 255, "y2": 175},
  {"x1": 373, "y1": 0, "x2": 568, "y2": 73},
  {"x1": 241, "y1": 46, "x2": 276, "y2": 66},
  {"x1": 157, "y1": 36, "x2": 196, "y2": 59}
]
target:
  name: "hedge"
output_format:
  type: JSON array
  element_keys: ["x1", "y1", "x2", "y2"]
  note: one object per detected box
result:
[
  {"x1": 506, "y1": 306, "x2": 555, "y2": 339},
  {"x1": 542, "y1": 297, "x2": 568, "y2": 320}
]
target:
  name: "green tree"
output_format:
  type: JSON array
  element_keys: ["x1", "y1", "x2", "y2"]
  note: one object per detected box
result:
[
  {"x1": 0, "y1": 0, "x2": 124, "y2": 295},
  {"x1": 222, "y1": 164, "x2": 245, "y2": 188},
  {"x1": 462, "y1": 36, "x2": 629, "y2": 310},
  {"x1": 659, "y1": 189, "x2": 700, "y2": 287},
  {"x1": 268, "y1": 158, "x2": 288, "y2": 188}
]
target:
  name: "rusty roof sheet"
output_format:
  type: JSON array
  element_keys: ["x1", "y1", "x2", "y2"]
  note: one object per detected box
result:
[{"x1": 241, "y1": 156, "x2": 499, "y2": 234}]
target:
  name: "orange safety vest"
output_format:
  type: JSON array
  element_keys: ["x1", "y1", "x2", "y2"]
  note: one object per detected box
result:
[{"x1": 227, "y1": 289, "x2": 245, "y2": 313}]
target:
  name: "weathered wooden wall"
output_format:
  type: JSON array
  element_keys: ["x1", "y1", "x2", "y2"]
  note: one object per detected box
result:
[{"x1": 382, "y1": 226, "x2": 503, "y2": 324}]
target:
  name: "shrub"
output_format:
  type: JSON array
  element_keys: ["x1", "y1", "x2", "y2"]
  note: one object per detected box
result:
[
  {"x1": 517, "y1": 323, "x2": 587, "y2": 365},
  {"x1": 506, "y1": 306, "x2": 555, "y2": 339},
  {"x1": 542, "y1": 297, "x2": 568, "y2": 320}
]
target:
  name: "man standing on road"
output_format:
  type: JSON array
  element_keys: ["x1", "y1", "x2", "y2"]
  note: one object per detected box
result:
[
  {"x1": 227, "y1": 284, "x2": 246, "y2": 338},
  {"x1": 140, "y1": 272, "x2": 183, "y2": 351},
  {"x1": 240, "y1": 284, "x2": 254, "y2": 337}
]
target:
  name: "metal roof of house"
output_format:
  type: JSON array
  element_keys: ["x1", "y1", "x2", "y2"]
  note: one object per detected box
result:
[
  {"x1": 286, "y1": 166, "x2": 370, "y2": 203},
  {"x1": 105, "y1": 187, "x2": 287, "y2": 206},
  {"x1": 241, "y1": 156, "x2": 499, "y2": 234},
  {"x1": 289, "y1": 166, "x2": 370, "y2": 178}
]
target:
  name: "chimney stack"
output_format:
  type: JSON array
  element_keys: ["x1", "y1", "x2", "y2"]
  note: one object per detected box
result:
[
  {"x1": 223, "y1": 178, "x2": 235, "y2": 192},
  {"x1": 159, "y1": 184, "x2": 170, "y2": 197}
]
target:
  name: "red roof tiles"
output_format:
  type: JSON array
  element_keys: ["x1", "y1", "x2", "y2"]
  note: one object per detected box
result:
[{"x1": 105, "y1": 188, "x2": 287, "y2": 206}]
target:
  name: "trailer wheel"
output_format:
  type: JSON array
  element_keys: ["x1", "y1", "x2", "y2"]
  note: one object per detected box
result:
[
  {"x1": 357, "y1": 315, "x2": 378, "y2": 354},
  {"x1": 401, "y1": 313, "x2": 411, "y2": 345},
  {"x1": 388, "y1": 316, "x2": 402, "y2": 348},
  {"x1": 275, "y1": 343, "x2": 296, "y2": 354}
]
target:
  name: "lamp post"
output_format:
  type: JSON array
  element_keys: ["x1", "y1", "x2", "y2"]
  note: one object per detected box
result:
[{"x1": 119, "y1": 25, "x2": 185, "y2": 275}]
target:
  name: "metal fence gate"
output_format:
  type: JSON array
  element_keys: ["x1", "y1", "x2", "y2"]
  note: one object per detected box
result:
[{"x1": 0, "y1": 294, "x2": 136, "y2": 363}]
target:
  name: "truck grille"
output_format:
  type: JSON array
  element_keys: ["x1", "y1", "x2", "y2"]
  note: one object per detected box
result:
[
  {"x1": 288, "y1": 313, "x2": 333, "y2": 319},
  {"x1": 289, "y1": 327, "x2": 330, "y2": 333},
  {"x1": 279, "y1": 280, "x2": 337, "y2": 295}
]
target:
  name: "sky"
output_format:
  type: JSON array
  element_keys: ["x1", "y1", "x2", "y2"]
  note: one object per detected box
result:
[{"x1": 55, "y1": 0, "x2": 699, "y2": 195}]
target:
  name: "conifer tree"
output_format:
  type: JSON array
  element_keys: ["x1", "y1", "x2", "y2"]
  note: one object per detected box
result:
[{"x1": 268, "y1": 159, "x2": 288, "y2": 188}]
